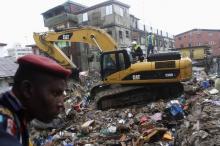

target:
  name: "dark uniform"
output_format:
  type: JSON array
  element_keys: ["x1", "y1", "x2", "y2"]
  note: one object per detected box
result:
[
  {"x1": 0, "y1": 54, "x2": 71, "y2": 146},
  {"x1": 0, "y1": 91, "x2": 28, "y2": 146},
  {"x1": 132, "y1": 44, "x2": 144, "y2": 62}
]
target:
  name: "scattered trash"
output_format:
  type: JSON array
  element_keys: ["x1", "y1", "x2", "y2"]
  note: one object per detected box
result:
[
  {"x1": 203, "y1": 99, "x2": 220, "y2": 106},
  {"x1": 150, "y1": 113, "x2": 162, "y2": 121},
  {"x1": 166, "y1": 101, "x2": 184, "y2": 120},
  {"x1": 200, "y1": 80, "x2": 210, "y2": 89},
  {"x1": 208, "y1": 88, "x2": 219, "y2": 95},
  {"x1": 30, "y1": 71, "x2": 220, "y2": 146},
  {"x1": 162, "y1": 131, "x2": 173, "y2": 141}
]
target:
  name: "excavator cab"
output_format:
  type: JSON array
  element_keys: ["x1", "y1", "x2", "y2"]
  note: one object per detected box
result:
[{"x1": 100, "y1": 50, "x2": 131, "y2": 81}]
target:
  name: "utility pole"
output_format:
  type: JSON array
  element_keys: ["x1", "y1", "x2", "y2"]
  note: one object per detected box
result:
[{"x1": 215, "y1": 57, "x2": 220, "y2": 90}]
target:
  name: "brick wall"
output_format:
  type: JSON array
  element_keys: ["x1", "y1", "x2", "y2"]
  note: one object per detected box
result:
[{"x1": 175, "y1": 29, "x2": 220, "y2": 56}]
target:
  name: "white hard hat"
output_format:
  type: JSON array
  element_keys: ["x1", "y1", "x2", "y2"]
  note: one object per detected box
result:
[{"x1": 131, "y1": 41, "x2": 137, "y2": 45}]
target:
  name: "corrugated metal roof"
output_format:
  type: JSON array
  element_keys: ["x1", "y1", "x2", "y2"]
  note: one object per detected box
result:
[{"x1": 0, "y1": 57, "x2": 18, "y2": 78}]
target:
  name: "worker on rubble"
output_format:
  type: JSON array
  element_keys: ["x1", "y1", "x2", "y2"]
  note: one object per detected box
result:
[
  {"x1": 146, "y1": 32, "x2": 156, "y2": 57},
  {"x1": 0, "y1": 54, "x2": 71, "y2": 146},
  {"x1": 131, "y1": 41, "x2": 144, "y2": 62}
]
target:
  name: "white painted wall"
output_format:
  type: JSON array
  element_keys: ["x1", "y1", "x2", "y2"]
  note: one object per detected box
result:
[
  {"x1": 0, "y1": 46, "x2": 8, "y2": 57},
  {"x1": 7, "y1": 44, "x2": 33, "y2": 59}
]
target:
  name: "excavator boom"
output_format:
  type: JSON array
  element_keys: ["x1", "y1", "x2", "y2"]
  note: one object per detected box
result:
[{"x1": 33, "y1": 27, "x2": 117, "y2": 69}]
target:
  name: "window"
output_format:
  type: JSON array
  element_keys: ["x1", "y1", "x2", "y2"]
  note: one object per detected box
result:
[
  {"x1": 57, "y1": 41, "x2": 70, "y2": 48},
  {"x1": 119, "y1": 7, "x2": 124, "y2": 16},
  {"x1": 135, "y1": 21, "x2": 138, "y2": 29},
  {"x1": 106, "y1": 5, "x2": 113, "y2": 15},
  {"x1": 102, "y1": 54, "x2": 117, "y2": 78},
  {"x1": 56, "y1": 24, "x2": 65, "y2": 30},
  {"x1": 83, "y1": 13, "x2": 88, "y2": 22},
  {"x1": 209, "y1": 41, "x2": 215, "y2": 45},
  {"x1": 118, "y1": 53, "x2": 125, "y2": 70},
  {"x1": 119, "y1": 31, "x2": 123, "y2": 39},
  {"x1": 180, "y1": 44, "x2": 184, "y2": 48},
  {"x1": 178, "y1": 37, "x2": 182, "y2": 40},
  {"x1": 126, "y1": 31, "x2": 129, "y2": 38},
  {"x1": 198, "y1": 42, "x2": 203, "y2": 46},
  {"x1": 188, "y1": 43, "x2": 191, "y2": 47},
  {"x1": 107, "y1": 31, "x2": 112, "y2": 36},
  {"x1": 208, "y1": 33, "x2": 213, "y2": 37},
  {"x1": 115, "y1": 6, "x2": 124, "y2": 16}
]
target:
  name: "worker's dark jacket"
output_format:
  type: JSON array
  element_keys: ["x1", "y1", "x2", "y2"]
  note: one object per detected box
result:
[{"x1": 0, "y1": 91, "x2": 29, "y2": 146}]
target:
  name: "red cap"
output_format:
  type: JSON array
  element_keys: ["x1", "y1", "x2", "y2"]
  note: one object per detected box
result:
[{"x1": 17, "y1": 54, "x2": 72, "y2": 78}]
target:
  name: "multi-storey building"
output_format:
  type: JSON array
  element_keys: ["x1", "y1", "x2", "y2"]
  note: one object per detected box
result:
[
  {"x1": 41, "y1": 0, "x2": 174, "y2": 70},
  {"x1": 7, "y1": 44, "x2": 33, "y2": 59},
  {"x1": 43, "y1": 0, "x2": 131, "y2": 47},
  {"x1": 76, "y1": 0, "x2": 131, "y2": 48},
  {"x1": 175, "y1": 29, "x2": 220, "y2": 57},
  {"x1": 43, "y1": 1, "x2": 86, "y2": 30},
  {"x1": 26, "y1": 44, "x2": 41, "y2": 55}
]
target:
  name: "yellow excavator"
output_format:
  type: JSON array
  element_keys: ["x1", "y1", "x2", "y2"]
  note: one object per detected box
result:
[{"x1": 33, "y1": 27, "x2": 192, "y2": 110}]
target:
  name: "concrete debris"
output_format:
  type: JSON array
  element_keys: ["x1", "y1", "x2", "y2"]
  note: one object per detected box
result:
[
  {"x1": 208, "y1": 88, "x2": 219, "y2": 95},
  {"x1": 30, "y1": 70, "x2": 220, "y2": 146}
]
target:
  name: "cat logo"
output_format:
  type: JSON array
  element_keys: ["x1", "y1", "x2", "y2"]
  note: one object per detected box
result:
[
  {"x1": 58, "y1": 33, "x2": 73, "y2": 40},
  {"x1": 62, "y1": 35, "x2": 70, "y2": 40},
  {"x1": 132, "y1": 74, "x2": 140, "y2": 80}
]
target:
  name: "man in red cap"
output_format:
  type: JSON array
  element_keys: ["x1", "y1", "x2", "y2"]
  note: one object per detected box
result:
[{"x1": 0, "y1": 54, "x2": 71, "y2": 146}]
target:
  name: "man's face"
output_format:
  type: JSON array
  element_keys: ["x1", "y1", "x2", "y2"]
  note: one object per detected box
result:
[{"x1": 28, "y1": 74, "x2": 67, "y2": 123}]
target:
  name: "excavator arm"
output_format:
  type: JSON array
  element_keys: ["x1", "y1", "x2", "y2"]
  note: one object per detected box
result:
[{"x1": 33, "y1": 27, "x2": 118, "y2": 69}]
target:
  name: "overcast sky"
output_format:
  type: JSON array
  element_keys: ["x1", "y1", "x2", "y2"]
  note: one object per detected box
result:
[{"x1": 0, "y1": 0, "x2": 219, "y2": 48}]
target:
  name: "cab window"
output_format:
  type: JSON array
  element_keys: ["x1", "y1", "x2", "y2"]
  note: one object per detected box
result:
[
  {"x1": 102, "y1": 54, "x2": 117, "y2": 78},
  {"x1": 118, "y1": 52, "x2": 125, "y2": 70}
]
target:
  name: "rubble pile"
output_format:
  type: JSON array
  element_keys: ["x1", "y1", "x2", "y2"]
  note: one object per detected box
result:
[
  {"x1": 175, "y1": 90, "x2": 220, "y2": 146},
  {"x1": 30, "y1": 71, "x2": 220, "y2": 146}
]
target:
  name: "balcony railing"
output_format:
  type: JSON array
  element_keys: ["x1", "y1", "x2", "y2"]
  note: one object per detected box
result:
[{"x1": 44, "y1": 13, "x2": 78, "y2": 27}]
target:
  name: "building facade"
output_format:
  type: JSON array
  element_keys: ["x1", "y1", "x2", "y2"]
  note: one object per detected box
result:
[
  {"x1": 42, "y1": 1, "x2": 86, "y2": 30},
  {"x1": 26, "y1": 44, "x2": 41, "y2": 55},
  {"x1": 7, "y1": 44, "x2": 33, "y2": 59},
  {"x1": 41, "y1": 0, "x2": 174, "y2": 70},
  {"x1": 175, "y1": 29, "x2": 220, "y2": 57},
  {"x1": 76, "y1": 0, "x2": 131, "y2": 48}
]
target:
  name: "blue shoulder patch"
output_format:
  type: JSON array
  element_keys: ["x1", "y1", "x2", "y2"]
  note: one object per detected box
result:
[{"x1": 0, "y1": 115, "x2": 3, "y2": 123}]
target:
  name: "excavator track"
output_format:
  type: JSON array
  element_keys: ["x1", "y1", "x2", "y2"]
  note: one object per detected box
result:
[{"x1": 91, "y1": 83, "x2": 183, "y2": 110}]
